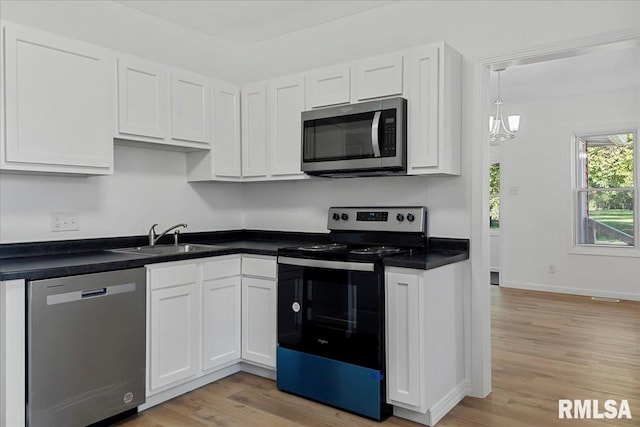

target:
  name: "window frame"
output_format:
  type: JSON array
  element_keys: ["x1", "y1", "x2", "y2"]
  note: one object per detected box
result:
[{"x1": 570, "y1": 125, "x2": 639, "y2": 257}]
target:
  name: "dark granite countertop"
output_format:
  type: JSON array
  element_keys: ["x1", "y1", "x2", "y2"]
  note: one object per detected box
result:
[
  {"x1": 0, "y1": 231, "x2": 468, "y2": 281},
  {"x1": 383, "y1": 237, "x2": 469, "y2": 269}
]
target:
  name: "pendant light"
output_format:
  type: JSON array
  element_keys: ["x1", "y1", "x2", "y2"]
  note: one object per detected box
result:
[{"x1": 489, "y1": 69, "x2": 520, "y2": 143}]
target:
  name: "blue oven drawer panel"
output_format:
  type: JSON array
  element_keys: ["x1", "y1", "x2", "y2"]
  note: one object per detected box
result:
[{"x1": 276, "y1": 347, "x2": 384, "y2": 420}]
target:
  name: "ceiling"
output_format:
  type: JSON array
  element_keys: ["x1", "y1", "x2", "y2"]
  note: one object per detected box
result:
[
  {"x1": 114, "y1": 0, "x2": 394, "y2": 45},
  {"x1": 113, "y1": 1, "x2": 638, "y2": 102},
  {"x1": 490, "y1": 44, "x2": 640, "y2": 104}
]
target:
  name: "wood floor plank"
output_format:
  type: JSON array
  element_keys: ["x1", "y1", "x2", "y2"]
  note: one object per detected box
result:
[{"x1": 116, "y1": 287, "x2": 639, "y2": 426}]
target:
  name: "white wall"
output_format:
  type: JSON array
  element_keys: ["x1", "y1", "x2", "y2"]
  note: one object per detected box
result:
[
  {"x1": 0, "y1": 145, "x2": 244, "y2": 242},
  {"x1": 500, "y1": 88, "x2": 640, "y2": 300},
  {"x1": 0, "y1": 0, "x2": 637, "y2": 253}
]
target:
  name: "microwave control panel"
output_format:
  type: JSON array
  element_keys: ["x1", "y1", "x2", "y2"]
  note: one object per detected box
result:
[{"x1": 328, "y1": 206, "x2": 427, "y2": 233}]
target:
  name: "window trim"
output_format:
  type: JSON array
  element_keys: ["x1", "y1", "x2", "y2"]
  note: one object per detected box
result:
[{"x1": 570, "y1": 124, "x2": 639, "y2": 256}]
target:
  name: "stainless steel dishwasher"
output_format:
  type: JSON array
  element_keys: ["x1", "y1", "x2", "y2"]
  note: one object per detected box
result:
[{"x1": 27, "y1": 268, "x2": 146, "y2": 427}]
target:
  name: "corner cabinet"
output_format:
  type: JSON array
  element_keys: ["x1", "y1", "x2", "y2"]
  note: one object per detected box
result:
[
  {"x1": 1, "y1": 22, "x2": 114, "y2": 175},
  {"x1": 186, "y1": 80, "x2": 242, "y2": 181},
  {"x1": 145, "y1": 254, "x2": 276, "y2": 404},
  {"x1": 385, "y1": 261, "x2": 469, "y2": 426}
]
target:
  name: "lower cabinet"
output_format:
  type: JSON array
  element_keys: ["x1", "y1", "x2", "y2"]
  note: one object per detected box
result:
[
  {"x1": 241, "y1": 255, "x2": 278, "y2": 368},
  {"x1": 385, "y1": 262, "x2": 469, "y2": 426},
  {"x1": 146, "y1": 254, "x2": 276, "y2": 399},
  {"x1": 202, "y1": 275, "x2": 242, "y2": 371},
  {"x1": 241, "y1": 277, "x2": 276, "y2": 367},
  {"x1": 148, "y1": 263, "x2": 199, "y2": 391}
]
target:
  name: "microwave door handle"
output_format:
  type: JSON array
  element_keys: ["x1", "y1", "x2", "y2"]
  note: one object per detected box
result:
[{"x1": 371, "y1": 111, "x2": 382, "y2": 157}]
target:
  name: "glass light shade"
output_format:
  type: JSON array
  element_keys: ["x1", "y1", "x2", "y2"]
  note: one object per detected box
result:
[
  {"x1": 508, "y1": 115, "x2": 520, "y2": 132},
  {"x1": 489, "y1": 99, "x2": 516, "y2": 143}
]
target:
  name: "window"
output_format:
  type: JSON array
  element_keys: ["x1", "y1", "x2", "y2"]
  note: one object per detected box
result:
[
  {"x1": 489, "y1": 163, "x2": 500, "y2": 229},
  {"x1": 575, "y1": 131, "x2": 636, "y2": 247}
]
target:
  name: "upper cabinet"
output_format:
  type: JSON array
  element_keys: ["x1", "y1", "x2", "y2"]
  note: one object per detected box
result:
[
  {"x1": 1, "y1": 22, "x2": 114, "y2": 175},
  {"x1": 186, "y1": 79, "x2": 241, "y2": 181},
  {"x1": 306, "y1": 64, "x2": 351, "y2": 108},
  {"x1": 115, "y1": 56, "x2": 211, "y2": 150},
  {"x1": 170, "y1": 70, "x2": 211, "y2": 144},
  {"x1": 269, "y1": 74, "x2": 306, "y2": 178},
  {"x1": 405, "y1": 42, "x2": 461, "y2": 175},
  {"x1": 355, "y1": 52, "x2": 404, "y2": 101},
  {"x1": 117, "y1": 56, "x2": 168, "y2": 140},
  {"x1": 240, "y1": 82, "x2": 269, "y2": 179},
  {"x1": 1, "y1": 20, "x2": 460, "y2": 180}
]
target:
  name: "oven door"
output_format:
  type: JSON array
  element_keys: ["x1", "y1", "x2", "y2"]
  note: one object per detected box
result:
[{"x1": 277, "y1": 257, "x2": 383, "y2": 370}]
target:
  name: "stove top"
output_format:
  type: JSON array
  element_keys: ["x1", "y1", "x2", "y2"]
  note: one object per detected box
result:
[{"x1": 278, "y1": 206, "x2": 428, "y2": 263}]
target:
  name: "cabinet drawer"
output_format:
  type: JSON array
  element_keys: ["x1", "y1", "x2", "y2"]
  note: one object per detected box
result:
[
  {"x1": 242, "y1": 256, "x2": 276, "y2": 279},
  {"x1": 202, "y1": 256, "x2": 241, "y2": 280},
  {"x1": 148, "y1": 263, "x2": 198, "y2": 290}
]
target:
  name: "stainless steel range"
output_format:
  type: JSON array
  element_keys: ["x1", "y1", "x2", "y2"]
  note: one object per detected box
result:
[{"x1": 276, "y1": 206, "x2": 428, "y2": 421}]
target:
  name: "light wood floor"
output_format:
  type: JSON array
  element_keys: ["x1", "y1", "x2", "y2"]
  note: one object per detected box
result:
[{"x1": 116, "y1": 287, "x2": 639, "y2": 426}]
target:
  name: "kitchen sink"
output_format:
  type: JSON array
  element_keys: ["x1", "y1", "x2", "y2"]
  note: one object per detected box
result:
[{"x1": 111, "y1": 243, "x2": 225, "y2": 256}]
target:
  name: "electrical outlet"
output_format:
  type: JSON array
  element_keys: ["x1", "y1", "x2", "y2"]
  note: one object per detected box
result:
[
  {"x1": 51, "y1": 212, "x2": 79, "y2": 232},
  {"x1": 548, "y1": 264, "x2": 556, "y2": 274}
]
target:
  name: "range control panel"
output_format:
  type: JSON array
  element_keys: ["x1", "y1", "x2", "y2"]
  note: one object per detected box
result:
[{"x1": 327, "y1": 206, "x2": 427, "y2": 233}]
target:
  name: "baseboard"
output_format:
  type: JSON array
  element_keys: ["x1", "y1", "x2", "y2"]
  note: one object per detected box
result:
[
  {"x1": 140, "y1": 362, "x2": 276, "y2": 411},
  {"x1": 501, "y1": 280, "x2": 640, "y2": 302},
  {"x1": 393, "y1": 380, "x2": 470, "y2": 426},
  {"x1": 429, "y1": 380, "x2": 471, "y2": 425}
]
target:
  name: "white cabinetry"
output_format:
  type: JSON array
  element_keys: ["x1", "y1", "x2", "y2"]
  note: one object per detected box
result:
[
  {"x1": 170, "y1": 70, "x2": 211, "y2": 144},
  {"x1": 147, "y1": 262, "x2": 200, "y2": 392},
  {"x1": 385, "y1": 262, "x2": 468, "y2": 426},
  {"x1": 269, "y1": 74, "x2": 307, "y2": 178},
  {"x1": 241, "y1": 256, "x2": 277, "y2": 368},
  {"x1": 306, "y1": 64, "x2": 351, "y2": 108},
  {"x1": 241, "y1": 82, "x2": 269, "y2": 178},
  {"x1": 405, "y1": 42, "x2": 461, "y2": 175},
  {"x1": 1, "y1": 22, "x2": 113, "y2": 175},
  {"x1": 147, "y1": 256, "x2": 243, "y2": 395},
  {"x1": 117, "y1": 56, "x2": 167, "y2": 140},
  {"x1": 202, "y1": 257, "x2": 242, "y2": 371},
  {"x1": 354, "y1": 52, "x2": 404, "y2": 101},
  {"x1": 186, "y1": 80, "x2": 241, "y2": 181},
  {"x1": 115, "y1": 56, "x2": 213, "y2": 150}
]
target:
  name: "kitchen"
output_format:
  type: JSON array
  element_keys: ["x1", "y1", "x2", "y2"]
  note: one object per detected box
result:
[{"x1": 1, "y1": 1, "x2": 639, "y2": 426}]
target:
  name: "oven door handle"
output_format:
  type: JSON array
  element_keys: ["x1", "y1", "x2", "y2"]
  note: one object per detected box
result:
[
  {"x1": 371, "y1": 111, "x2": 382, "y2": 158},
  {"x1": 278, "y1": 256, "x2": 375, "y2": 272}
]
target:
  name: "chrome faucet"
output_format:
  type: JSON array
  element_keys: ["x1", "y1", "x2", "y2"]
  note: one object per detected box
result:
[{"x1": 148, "y1": 223, "x2": 187, "y2": 246}]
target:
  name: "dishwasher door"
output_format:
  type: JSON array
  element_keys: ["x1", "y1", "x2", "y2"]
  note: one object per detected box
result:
[{"x1": 27, "y1": 268, "x2": 146, "y2": 427}]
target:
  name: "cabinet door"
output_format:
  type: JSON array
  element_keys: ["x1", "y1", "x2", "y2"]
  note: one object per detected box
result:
[
  {"x1": 117, "y1": 56, "x2": 167, "y2": 139},
  {"x1": 212, "y1": 80, "x2": 241, "y2": 177},
  {"x1": 170, "y1": 70, "x2": 211, "y2": 144},
  {"x1": 269, "y1": 74, "x2": 306, "y2": 177},
  {"x1": 406, "y1": 45, "x2": 440, "y2": 170},
  {"x1": 241, "y1": 277, "x2": 276, "y2": 368},
  {"x1": 149, "y1": 282, "x2": 200, "y2": 391},
  {"x1": 307, "y1": 65, "x2": 351, "y2": 108},
  {"x1": 2, "y1": 23, "x2": 113, "y2": 174},
  {"x1": 202, "y1": 276, "x2": 241, "y2": 371},
  {"x1": 355, "y1": 53, "x2": 403, "y2": 101},
  {"x1": 241, "y1": 82, "x2": 268, "y2": 177},
  {"x1": 385, "y1": 271, "x2": 421, "y2": 407}
]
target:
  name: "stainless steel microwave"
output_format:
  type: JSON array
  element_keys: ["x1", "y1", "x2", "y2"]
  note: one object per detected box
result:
[{"x1": 301, "y1": 97, "x2": 407, "y2": 177}]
